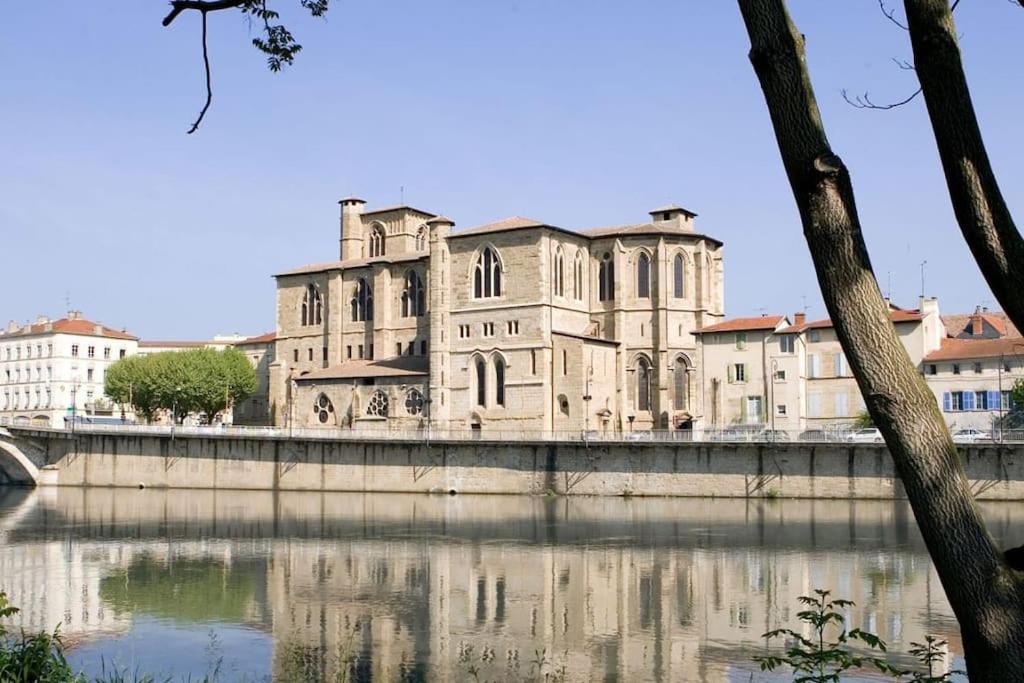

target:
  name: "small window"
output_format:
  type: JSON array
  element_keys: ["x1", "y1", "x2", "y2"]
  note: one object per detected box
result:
[
  {"x1": 531, "y1": 349, "x2": 537, "y2": 375},
  {"x1": 974, "y1": 362, "x2": 983, "y2": 374},
  {"x1": 562, "y1": 349, "x2": 568, "y2": 375},
  {"x1": 346, "y1": 345, "x2": 352, "y2": 360},
  {"x1": 952, "y1": 363, "x2": 960, "y2": 375},
  {"x1": 735, "y1": 333, "x2": 747, "y2": 350},
  {"x1": 808, "y1": 330, "x2": 820, "y2": 343},
  {"x1": 407, "y1": 343, "x2": 415, "y2": 356},
  {"x1": 88, "y1": 346, "x2": 96, "y2": 358},
  {"x1": 322, "y1": 347, "x2": 328, "y2": 362},
  {"x1": 779, "y1": 335, "x2": 795, "y2": 354},
  {"x1": 482, "y1": 322, "x2": 495, "y2": 337},
  {"x1": 927, "y1": 364, "x2": 937, "y2": 375},
  {"x1": 308, "y1": 348, "x2": 314, "y2": 361},
  {"x1": 776, "y1": 404, "x2": 787, "y2": 416},
  {"x1": 71, "y1": 345, "x2": 79, "y2": 357},
  {"x1": 420, "y1": 340, "x2": 427, "y2": 355},
  {"x1": 774, "y1": 369, "x2": 786, "y2": 381},
  {"x1": 293, "y1": 349, "x2": 299, "y2": 362},
  {"x1": 732, "y1": 363, "x2": 746, "y2": 383},
  {"x1": 358, "y1": 344, "x2": 364, "y2": 359},
  {"x1": 103, "y1": 347, "x2": 111, "y2": 359},
  {"x1": 369, "y1": 344, "x2": 374, "y2": 359}
]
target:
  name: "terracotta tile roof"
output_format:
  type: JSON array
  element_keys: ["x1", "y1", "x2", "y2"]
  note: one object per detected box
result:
[
  {"x1": 779, "y1": 309, "x2": 922, "y2": 334},
  {"x1": 138, "y1": 340, "x2": 208, "y2": 348},
  {"x1": 276, "y1": 252, "x2": 426, "y2": 277},
  {"x1": 239, "y1": 332, "x2": 276, "y2": 344},
  {"x1": 942, "y1": 311, "x2": 1019, "y2": 338},
  {"x1": 297, "y1": 356, "x2": 428, "y2": 380},
  {"x1": 925, "y1": 337, "x2": 1024, "y2": 361},
  {"x1": 694, "y1": 315, "x2": 786, "y2": 334},
  {"x1": 0, "y1": 317, "x2": 137, "y2": 341},
  {"x1": 452, "y1": 216, "x2": 550, "y2": 238}
]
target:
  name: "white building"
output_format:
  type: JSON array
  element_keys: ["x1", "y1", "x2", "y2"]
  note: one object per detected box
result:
[{"x1": 0, "y1": 312, "x2": 138, "y2": 427}]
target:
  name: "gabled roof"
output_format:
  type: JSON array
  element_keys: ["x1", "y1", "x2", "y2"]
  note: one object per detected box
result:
[
  {"x1": 778, "y1": 309, "x2": 922, "y2": 334},
  {"x1": 0, "y1": 317, "x2": 137, "y2": 341},
  {"x1": 276, "y1": 253, "x2": 426, "y2": 277},
  {"x1": 925, "y1": 337, "x2": 1024, "y2": 362},
  {"x1": 694, "y1": 315, "x2": 786, "y2": 334},
  {"x1": 451, "y1": 216, "x2": 551, "y2": 238},
  {"x1": 297, "y1": 356, "x2": 429, "y2": 381},
  {"x1": 942, "y1": 311, "x2": 1019, "y2": 339},
  {"x1": 238, "y1": 332, "x2": 276, "y2": 345}
]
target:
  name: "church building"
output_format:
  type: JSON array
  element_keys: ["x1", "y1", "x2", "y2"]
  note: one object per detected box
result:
[{"x1": 269, "y1": 198, "x2": 725, "y2": 434}]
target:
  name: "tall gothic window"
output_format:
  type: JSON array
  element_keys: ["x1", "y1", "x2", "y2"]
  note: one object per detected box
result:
[
  {"x1": 598, "y1": 252, "x2": 614, "y2": 302},
  {"x1": 636, "y1": 357, "x2": 652, "y2": 412},
  {"x1": 475, "y1": 357, "x2": 487, "y2": 407},
  {"x1": 473, "y1": 247, "x2": 502, "y2": 299},
  {"x1": 402, "y1": 270, "x2": 425, "y2": 317},
  {"x1": 573, "y1": 251, "x2": 584, "y2": 301},
  {"x1": 554, "y1": 247, "x2": 565, "y2": 297},
  {"x1": 673, "y1": 254, "x2": 685, "y2": 298},
  {"x1": 674, "y1": 356, "x2": 688, "y2": 410},
  {"x1": 415, "y1": 226, "x2": 427, "y2": 251},
  {"x1": 351, "y1": 278, "x2": 373, "y2": 322},
  {"x1": 301, "y1": 284, "x2": 322, "y2": 326},
  {"x1": 368, "y1": 224, "x2": 386, "y2": 258},
  {"x1": 637, "y1": 252, "x2": 651, "y2": 299},
  {"x1": 494, "y1": 357, "x2": 506, "y2": 407}
]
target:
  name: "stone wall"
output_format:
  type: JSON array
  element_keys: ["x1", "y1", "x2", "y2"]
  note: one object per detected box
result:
[{"x1": 12, "y1": 429, "x2": 1024, "y2": 500}]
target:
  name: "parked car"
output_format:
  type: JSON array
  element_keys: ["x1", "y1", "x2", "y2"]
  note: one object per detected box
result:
[
  {"x1": 952, "y1": 428, "x2": 992, "y2": 444},
  {"x1": 846, "y1": 428, "x2": 883, "y2": 444},
  {"x1": 625, "y1": 430, "x2": 652, "y2": 442},
  {"x1": 798, "y1": 429, "x2": 829, "y2": 442}
]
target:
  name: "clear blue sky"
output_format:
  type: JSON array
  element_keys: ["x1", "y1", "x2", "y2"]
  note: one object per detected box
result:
[{"x1": 2, "y1": 1, "x2": 1021, "y2": 339}]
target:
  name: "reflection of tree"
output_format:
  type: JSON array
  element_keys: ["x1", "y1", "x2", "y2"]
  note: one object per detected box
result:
[{"x1": 99, "y1": 554, "x2": 256, "y2": 623}]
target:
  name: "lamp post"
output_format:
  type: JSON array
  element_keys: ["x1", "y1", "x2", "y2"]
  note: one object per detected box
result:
[
  {"x1": 583, "y1": 364, "x2": 593, "y2": 442},
  {"x1": 627, "y1": 413, "x2": 635, "y2": 433},
  {"x1": 770, "y1": 360, "x2": 779, "y2": 436}
]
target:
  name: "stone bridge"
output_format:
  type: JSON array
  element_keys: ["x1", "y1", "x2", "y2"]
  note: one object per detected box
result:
[{"x1": 0, "y1": 426, "x2": 62, "y2": 485}]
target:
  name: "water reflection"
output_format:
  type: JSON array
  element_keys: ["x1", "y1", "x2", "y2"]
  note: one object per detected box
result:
[{"x1": 1, "y1": 488, "x2": 1014, "y2": 681}]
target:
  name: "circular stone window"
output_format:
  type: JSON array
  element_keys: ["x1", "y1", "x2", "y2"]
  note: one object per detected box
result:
[
  {"x1": 314, "y1": 394, "x2": 334, "y2": 424},
  {"x1": 367, "y1": 390, "x2": 389, "y2": 417},
  {"x1": 405, "y1": 389, "x2": 424, "y2": 416}
]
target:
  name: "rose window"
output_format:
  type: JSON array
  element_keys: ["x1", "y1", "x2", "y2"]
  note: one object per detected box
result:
[
  {"x1": 367, "y1": 391, "x2": 389, "y2": 417},
  {"x1": 314, "y1": 394, "x2": 334, "y2": 424}
]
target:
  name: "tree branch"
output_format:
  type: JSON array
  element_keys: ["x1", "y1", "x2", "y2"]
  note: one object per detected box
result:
[
  {"x1": 879, "y1": 0, "x2": 909, "y2": 30},
  {"x1": 162, "y1": 0, "x2": 248, "y2": 27},
  {"x1": 841, "y1": 86, "x2": 922, "y2": 110},
  {"x1": 186, "y1": 11, "x2": 213, "y2": 134}
]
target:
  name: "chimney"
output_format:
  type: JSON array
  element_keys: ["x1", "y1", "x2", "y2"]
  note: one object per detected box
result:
[
  {"x1": 68, "y1": 310, "x2": 82, "y2": 321},
  {"x1": 794, "y1": 312, "x2": 806, "y2": 326},
  {"x1": 6, "y1": 320, "x2": 18, "y2": 333},
  {"x1": 35, "y1": 315, "x2": 49, "y2": 325},
  {"x1": 339, "y1": 197, "x2": 366, "y2": 260},
  {"x1": 648, "y1": 204, "x2": 697, "y2": 231},
  {"x1": 972, "y1": 305, "x2": 984, "y2": 337}
]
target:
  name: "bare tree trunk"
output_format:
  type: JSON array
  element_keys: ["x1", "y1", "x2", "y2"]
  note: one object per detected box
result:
[
  {"x1": 736, "y1": 1, "x2": 1024, "y2": 678},
  {"x1": 904, "y1": 0, "x2": 1024, "y2": 332}
]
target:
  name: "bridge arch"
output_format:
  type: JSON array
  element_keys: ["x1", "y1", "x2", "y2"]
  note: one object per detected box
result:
[{"x1": 0, "y1": 432, "x2": 40, "y2": 486}]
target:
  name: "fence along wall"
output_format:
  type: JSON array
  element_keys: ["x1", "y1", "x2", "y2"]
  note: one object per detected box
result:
[{"x1": 19, "y1": 430, "x2": 1024, "y2": 500}]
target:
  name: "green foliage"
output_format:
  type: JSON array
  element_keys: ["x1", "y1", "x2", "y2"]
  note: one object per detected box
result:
[
  {"x1": 238, "y1": 1, "x2": 330, "y2": 72},
  {"x1": 104, "y1": 349, "x2": 257, "y2": 424},
  {"x1": 0, "y1": 591, "x2": 84, "y2": 682},
  {"x1": 755, "y1": 589, "x2": 898, "y2": 682},
  {"x1": 903, "y1": 636, "x2": 965, "y2": 682},
  {"x1": 853, "y1": 411, "x2": 874, "y2": 429},
  {"x1": 1011, "y1": 378, "x2": 1024, "y2": 416}
]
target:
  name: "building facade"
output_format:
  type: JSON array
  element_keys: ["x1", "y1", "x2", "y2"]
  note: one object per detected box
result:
[
  {"x1": 0, "y1": 312, "x2": 138, "y2": 427},
  {"x1": 269, "y1": 199, "x2": 725, "y2": 433}
]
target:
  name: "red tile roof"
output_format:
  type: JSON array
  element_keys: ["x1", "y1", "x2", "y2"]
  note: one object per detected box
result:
[
  {"x1": 925, "y1": 337, "x2": 1024, "y2": 361},
  {"x1": 942, "y1": 311, "x2": 1018, "y2": 338},
  {"x1": 138, "y1": 340, "x2": 208, "y2": 348},
  {"x1": 778, "y1": 309, "x2": 922, "y2": 334},
  {"x1": 694, "y1": 315, "x2": 786, "y2": 334},
  {"x1": 0, "y1": 317, "x2": 137, "y2": 341},
  {"x1": 239, "y1": 332, "x2": 276, "y2": 344}
]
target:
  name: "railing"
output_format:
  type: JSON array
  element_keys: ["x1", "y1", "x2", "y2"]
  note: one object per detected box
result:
[{"x1": 3, "y1": 416, "x2": 1022, "y2": 444}]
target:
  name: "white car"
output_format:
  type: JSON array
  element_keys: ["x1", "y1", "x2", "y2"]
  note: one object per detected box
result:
[
  {"x1": 846, "y1": 428, "x2": 883, "y2": 444},
  {"x1": 952, "y1": 428, "x2": 992, "y2": 444}
]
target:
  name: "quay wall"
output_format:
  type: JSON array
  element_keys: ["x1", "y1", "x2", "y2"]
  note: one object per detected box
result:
[{"x1": 9, "y1": 430, "x2": 1024, "y2": 500}]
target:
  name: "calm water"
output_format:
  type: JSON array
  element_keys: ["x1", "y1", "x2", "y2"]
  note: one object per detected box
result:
[{"x1": 0, "y1": 488, "x2": 1014, "y2": 682}]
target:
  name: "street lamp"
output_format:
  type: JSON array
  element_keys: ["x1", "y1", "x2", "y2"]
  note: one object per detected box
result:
[
  {"x1": 583, "y1": 364, "x2": 593, "y2": 442},
  {"x1": 627, "y1": 413, "x2": 635, "y2": 433},
  {"x1": 171, "y1": 384, "x2": 183, "y2": 439}
]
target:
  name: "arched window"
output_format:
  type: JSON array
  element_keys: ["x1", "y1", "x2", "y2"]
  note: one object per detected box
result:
[
  {"x1": 313, "y1": 393, "x2": 335, "y2": 424},
  {"x1": 674, "y1": 356, "x2": 689, "y2": 410},
  {"x1": 473, "y1": 247, "x2": 502, "y2": 299},
  {"x1": 637, "y1": 252, "x2": 651, "y2": 299},
  {"x1": 301, "y1": 284, "x2": 323, "y2": 326},
  {"x1": 367, "y1": 390, "x2": 389, "y2": 417},
  {"x1": 368, "y1": 224, "x2": 386, "y2": 258},
  {"x1": 405, "y1": 389, "x2": 424, "y2": 415},
  {"x1": 673, "y1": 254, "x2": 685, "y2": 299},
  {"x1": 475, "y1": 357, "x2": 487, "y2": 407},
  {"x1": 636, "y1": 357, "x2": 652, "y2": 412},
  {"x1": 402, "y1": 270, "x2": 425, "y2": 317},
  {"x1": 351, "y1": 278, "x2": 373, "y2": 322},
  {"x1": 415, "y1": 226, "x2": 428, "y2": 251},
  {"x1": 598, "y1": 252, "x2": 615, "y2": 302},
  {"x1": 554, "y1": 247, "x2": 565, "y2": 298},
  {"x1": 573, "y1": 251, "x2": 584, "y2": 301},
  {"x1": 494, "y1": 357, "x2": 506, "y2": 407}
]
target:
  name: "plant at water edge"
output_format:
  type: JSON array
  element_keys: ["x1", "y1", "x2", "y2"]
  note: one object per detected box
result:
[
  {"x1": 901, "y1": 636, "x2": 965, "y2": 682},
  {"x1": 755, "y1": 589, "x2": 898, "y2": 682}
]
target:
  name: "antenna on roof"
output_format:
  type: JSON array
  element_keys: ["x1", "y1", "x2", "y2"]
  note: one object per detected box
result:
[
  {"x1": 920, "y1": 260, "x2": 927, "y2": 298},
  {"x1": 64, "y1": 291, "x2": 71, "y2": 316},
  {"x1": 400, "y1": 185, "x2": 405, "y2": 205},
  {"x1": 886, "y1": 271, "x2": 892, "y2": 300},
  {"x1": 801, "y1": 295, "x2": 808, "y2": 314}
]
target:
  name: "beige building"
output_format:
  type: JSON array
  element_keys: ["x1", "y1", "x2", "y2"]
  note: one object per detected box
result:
[
  {"x1": 232, "y1": 332, "x2": 275, "y2": 425},
  {"x1": 270, "y1": 198, "x2": 725, "y2": 434},
  {"x1": 0, "y1": 312, "x2": 138, "y2": 427}
]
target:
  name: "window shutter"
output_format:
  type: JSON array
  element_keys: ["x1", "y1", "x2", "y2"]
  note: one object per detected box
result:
[
  {"x1": 740, "y1": 397, "x2": 747, "y2": 421},
  {"x1": 963, "y1": 391, "x2": 975, "y2": 411},
  {"x1": 943, "y1": 392, "x2": 951, "y2": 412},
  {"x1": 989, "y1": 390, "x2": 1000, "y2": 410},
  {"x1": 727, "y1": 364, "x2": 735, "y2": 383},
  {"x1": 742, "y1": 363, "x2": 749, "y2": 383}
]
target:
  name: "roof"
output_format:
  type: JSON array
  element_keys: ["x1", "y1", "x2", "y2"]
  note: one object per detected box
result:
[
  {"x1": 649, "y1": 204, "x2": 698, "y2": 218},
  {"x1": 925, "y1": 337, "x2": 1024, "y2": 362},
  {"x1": 276, "y1": 252, "x2": 426, "y2": 277},
  {"x1": 0, "y1": 317, "x2": 137, "y2": 341},
  {"x1": 296, "y1": 356, "x2": 429, "y2": 381},
  {"x1": 451, "y1": 216, "x2": 551, "y2": 238},
  {"x1": 450, "y1": 216, "x2": 724, "y2": 247},
  {"x1": 138, "y1": 340, "x2": 208, "y2": 348},
  {"x1": 694, "y1": 315, "x2": 786, "y2": 334},
  {"x1": 238, "y1": 332, "x2": 276, "y2": 345},
  {"x1": 361, "y1": 205, "x2": 436, "y2": 218},
  {"x1": 942, "y1": 311, "x2": 1019, "y2": 339},
  {"x1": 778, "y1": 309, "x2": 923, "y2": 334}
]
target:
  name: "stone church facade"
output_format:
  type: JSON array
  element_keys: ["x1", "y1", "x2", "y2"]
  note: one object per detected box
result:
[{"x1": 269, "y1": 198, "x2": 724, "y2": 434}]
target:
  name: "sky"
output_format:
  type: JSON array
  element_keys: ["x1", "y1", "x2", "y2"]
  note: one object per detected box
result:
[{"x1": 2, "y1": 1, "x2": 1021, "y2": 340}]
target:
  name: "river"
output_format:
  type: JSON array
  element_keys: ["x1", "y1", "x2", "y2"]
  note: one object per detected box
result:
[{"x1": 1, "y1": 487, "x2": 1011, "y2": 681}]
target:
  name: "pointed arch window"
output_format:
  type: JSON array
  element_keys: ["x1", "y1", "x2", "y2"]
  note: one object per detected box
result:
[
  {"x1": 351, "y1": 278, "x2": 373, "y2": 322},
  {"x1": 598, "y1": 252, "x2": 615, "y2": 302},
  {"x1": 636, "y1": 357, "x2": 652, "y2": 412},
  {"x1": 573, "y1": 251, "x2": 584, "y2": 301},
  {"x1": 368, "y1": 224, "x2": 386, "y2": 258},
  {"x1": 673, "y1": 254, "x2": 685, "y2": 298},
  {"x1": 673, "y1": 356, "x2": 689, "y2": 410},
  {"x1": 637, "y1": 252, "x2": 651, "y2": 299},
  {"x1": 475, "y1": 357, "x2": 487, "y2": 407},
  {"x1": 402, "y1": 270, "x2": 425, "y2": 317},
  {"x1": 494, "y1": 357, "x2": 506, "y2": 407},
  {"x1": 301, "y1": 284, "x2": 323, "y2": 326},
  {"x1": 415, "y1": 226, "x2": 428, "y2": 251},
  {"x1": 554, "y1": 247, "x2": 565, "y2": 298},
  {"x1": 473, "y1": 247, "x2": 502, "y2": 299}
]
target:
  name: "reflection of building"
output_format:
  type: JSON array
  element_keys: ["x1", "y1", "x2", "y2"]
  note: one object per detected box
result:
[
  {"x1": 0, "y1": 312, "x2": 139, "y2": 427},
  {"x1": 269, "y1": 199, "x2": 725, "y2": 434}
]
